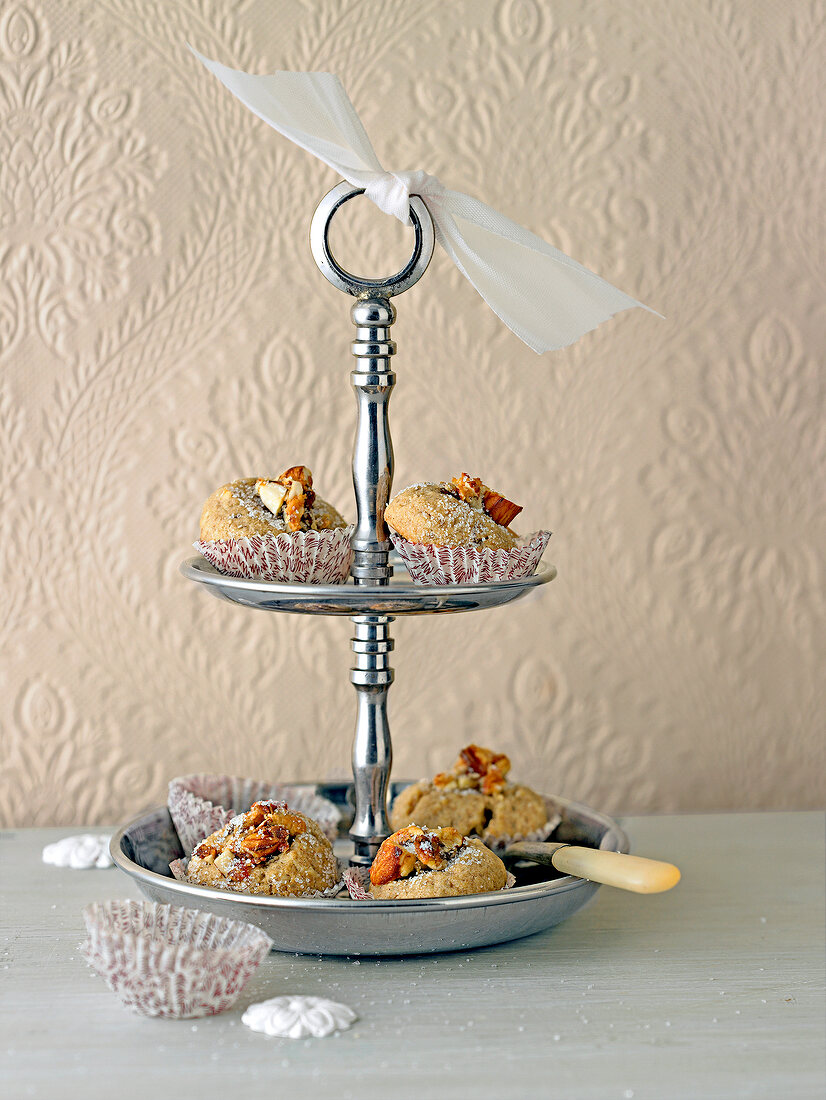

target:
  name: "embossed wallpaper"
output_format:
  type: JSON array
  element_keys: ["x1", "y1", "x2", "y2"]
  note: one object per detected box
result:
[{"x1": 2, "y1": 0, "x2": 823, "y2": 826}]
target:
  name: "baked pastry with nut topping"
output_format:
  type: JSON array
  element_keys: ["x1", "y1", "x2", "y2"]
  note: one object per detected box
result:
[
  {"x1": 390, "y1": 744, "x2": 550, "y2": 843},
  {"x1": 200, "y1": 467, "x2": 347, "y2": 540},
  {"x1": 368, "y1": 824, "x2": 508, "y2": 899},
  {"x1": 196, "y1": 466, "x2": 353, "y2": 583},
  {"x1": 186, "y1": 800, "x2": 339, "y2": 897},
  {"x1": 384, "y1": 473, "x2": 522, "y2": 550}
]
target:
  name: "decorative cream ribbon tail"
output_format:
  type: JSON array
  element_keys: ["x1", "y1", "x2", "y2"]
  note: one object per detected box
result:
[{"x1": 191, "y1": 49, "x2": 659, "y2": 353}]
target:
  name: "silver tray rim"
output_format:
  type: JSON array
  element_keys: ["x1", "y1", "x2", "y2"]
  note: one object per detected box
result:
[
  {"x1": 111, "y1": 794, "x2": 629, "y2": 913},
  {"x1": 180, "y1": 555, "x2": 556, "y2": 616}
]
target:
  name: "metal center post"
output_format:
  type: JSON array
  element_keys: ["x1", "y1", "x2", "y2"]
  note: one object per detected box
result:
[{"x1": 310, "y1": 183, "x2": 434, "y2": 864}]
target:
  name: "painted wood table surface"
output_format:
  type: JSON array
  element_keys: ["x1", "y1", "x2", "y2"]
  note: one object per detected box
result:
[{"x1": 1, "y1": 812, "x2": 823, "y2": 1100}]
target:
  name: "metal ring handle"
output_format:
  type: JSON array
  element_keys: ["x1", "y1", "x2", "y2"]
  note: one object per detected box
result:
[{"x1": 310, "y1": 182, "x2": 435, "y2": 297}]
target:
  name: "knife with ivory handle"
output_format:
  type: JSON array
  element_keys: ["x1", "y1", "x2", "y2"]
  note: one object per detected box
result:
[{"x1": 503, "y1": 841, "x2": 681, "y2": 894}]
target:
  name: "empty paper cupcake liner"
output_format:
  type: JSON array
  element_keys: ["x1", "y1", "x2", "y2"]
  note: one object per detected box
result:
[
  {"x1": 390, "y1": 530, "x2": 551, "y2": 584},
  {"x1": 342, "y1": 865, "x2": 516, "y2": 899},
  {"x1": 168, "y1": 773, "x2": 341, "y2": 854},
  {"x1": 195, "y1": 525, "x2": 354, "y2": 584},
  {"x1": 169, "y1": 856, "x2": 346, "y2": 899},
  {"x1": 81, "y1": 899, "x2": 272, "y2": 1018}
]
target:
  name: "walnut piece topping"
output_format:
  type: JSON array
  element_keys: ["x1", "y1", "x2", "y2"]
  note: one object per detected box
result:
[
  {"x1": 460, "y1": 744, "x2": 509, "y2": 776},
  {"x1": 241, "y1": 802, "x2": 306, "y2": 838},
  {"x1": 432, "y1": 744, "x2": 512, "y2": 794},
  {"x1": 413, "y1": 832, "x2": 447, "y2": 870},
  {"x1": 432, "y1": 771, "x2": 455, "y2": 790},
  {"x1": 239, "y1": 824, "x2": 291, "y2": 859},
  {"x1": 482, "y1": 489, "x2": 522, "y2": 528},
  {"x1": 256, "y1": 479, "x2": 288, "y2": 518},
  {"x1": 256, "y1": 467, "x2": 317, "y2": 531},
  {"x1": 444, "y1": 473, "x2": 522, "y2": 530},
  {"x1": 370, "y1": 842, "x2": 402, "y2": 885},
  {"x1": 278, "y1": 466, "x2": 313, "y2": 489},
  {"x1": 214, "y1": 849, "x2": 235, "y2": 875},
  {"x1": 450, "y1": 473, "x2": 484, "y2": 508},
  {"x1": 439, "y1": 826, "x2": 464, "y2": 851},
  {"x1": 193, "y1": 840, "x2": 219, "y2": 861},
  {"x1": 195, "y1": 801, "x2": 309, "y2": 877},
  {"x1": 481, "y1": 765, "x2": 508, "y2": 795},
  {"x1": 370, "y1": 825, "x2": 467, "y2": 886}
]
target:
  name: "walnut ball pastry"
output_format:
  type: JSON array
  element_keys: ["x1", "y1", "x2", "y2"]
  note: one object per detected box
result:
[
  {"x1": 385, "y1": 473, "x2": 550, "y2": 584},
  {"x1": 368, "y1": 825, "x2": 508, "y2": 899},
  {"x1": 196, "y1": 466, "x2": 353, "y2": 583},
  {"x1": 186, "y1": 801, "x2": 339, "y2": 897},
  {"x1": 199, "y1": 466, "x2": 347, "y2": 540},
  {"x1": 384, "y1": 473, "x2": 522, "y2": 550},
  {"x1": 390, "y1": 744, "x2": 550, "y2": 842}
]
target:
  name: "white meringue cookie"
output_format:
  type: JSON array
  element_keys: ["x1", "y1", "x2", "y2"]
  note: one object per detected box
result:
[
  {"x1": 242, "y1": 995, "x2": 357, "y2": 1039},
  {"x1": 42, "y1": 834, "x2": 113, "y2": 869}
]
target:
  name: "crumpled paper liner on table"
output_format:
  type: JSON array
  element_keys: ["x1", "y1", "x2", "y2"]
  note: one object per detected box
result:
[
  {"x1": 42, "y1": 834, "x2": 112, "y2": 869},
  {"x1": 168, "y1": 773, "x2": 341, "y2": 855},
  {"x1": 390, "y1": 530, "x2": 551, "y2": 585},
  {"x1": 81, "y1": 899, "x2": 272, "y2": 1018},
  {"x1": 195, "y1": 526, "x2": 353, "y2": 584}
]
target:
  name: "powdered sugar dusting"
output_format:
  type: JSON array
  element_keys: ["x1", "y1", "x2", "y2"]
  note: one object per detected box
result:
[
  {"x1": 208, "y1": 478, "x2": 346, "y2": 534},
  {"x1": 343, "y1": 843, "x2": 514, "y2": 899},
  {"x1": 402, "y1": 484, "x2": 514, "y2": 545}
]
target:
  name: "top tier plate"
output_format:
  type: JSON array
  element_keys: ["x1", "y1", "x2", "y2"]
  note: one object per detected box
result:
[{"x1": 181, "y1": 556, "x2": 556, "y2": 616}]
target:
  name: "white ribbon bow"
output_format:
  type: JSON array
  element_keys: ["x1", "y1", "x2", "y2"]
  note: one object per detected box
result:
[{"x1": 191, "y1": 49, "x2": 658, "y2": 354}]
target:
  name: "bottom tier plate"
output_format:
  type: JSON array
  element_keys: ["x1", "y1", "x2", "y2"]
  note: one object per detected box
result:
[{"x1": 112, "y1": 787, "x2": 628, "y2": 956}]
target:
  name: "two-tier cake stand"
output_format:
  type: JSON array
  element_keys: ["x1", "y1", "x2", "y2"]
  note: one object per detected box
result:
[{"x1": 112, "y1": 183, "x2": 628, "y2": 955}]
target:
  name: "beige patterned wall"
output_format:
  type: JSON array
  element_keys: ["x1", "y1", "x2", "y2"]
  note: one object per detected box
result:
[{"x1": 1, "y1": 0, "x2": 823, "y2": 826}]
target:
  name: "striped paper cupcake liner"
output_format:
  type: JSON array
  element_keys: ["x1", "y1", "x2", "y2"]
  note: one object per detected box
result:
[
  {"x1": 168, "y1": 774, "x2": 341, "y2": 854},
  {"x1": 81, "y1": 899, "x2": 272, "y2": 1018},
  {"x1": 195, "y1": 525, "x2": 353, "y2": 584},
  {"x1": 390, "y1": 529, "x2": 551, "y2": 585}
]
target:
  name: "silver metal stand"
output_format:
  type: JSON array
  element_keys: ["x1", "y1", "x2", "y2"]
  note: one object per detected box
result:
[
  {"x1": 182, "y1": 180, "x2": 555, "y2": 867},
  {"x1": 348, "y1": 615, "x2": 394, "y2": 862},
  {"x1": 310, "y1": 182, "x2": 435, "y2": 863},
  {"x1": 157, "y1": 183, "x2": 584, "y2": 956}
]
